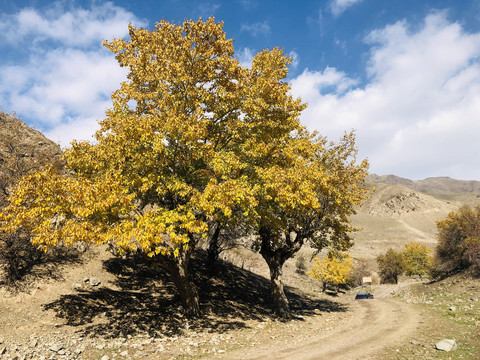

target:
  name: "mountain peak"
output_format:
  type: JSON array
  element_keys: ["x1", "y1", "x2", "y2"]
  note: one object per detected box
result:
[{"x1": 367, "y1": 174, "x2": 480, "y2": 194}]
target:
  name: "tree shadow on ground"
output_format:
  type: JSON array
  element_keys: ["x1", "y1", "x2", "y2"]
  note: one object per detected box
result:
[
  {"x1": 0, "y1": 234, "x2": 84, "y2": 293},
  {"x1": 43, "y1": 251, "x2": 347, "y2": 338}
]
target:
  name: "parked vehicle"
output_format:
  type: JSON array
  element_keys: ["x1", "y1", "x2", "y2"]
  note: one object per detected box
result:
[{"x1": 355, "y1": 292, "x2": 374, "y2": 299}]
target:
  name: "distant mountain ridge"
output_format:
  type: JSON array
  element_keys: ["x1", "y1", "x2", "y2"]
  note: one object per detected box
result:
[{"x1": 366, "y1": 174, "x2": 480, "y2": 194}]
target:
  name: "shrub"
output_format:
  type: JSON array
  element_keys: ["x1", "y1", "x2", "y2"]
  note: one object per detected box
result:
[
  {"x1": 376, "y1": 248, "x2": 406, "y2": 284},
  {"x1": 0, "y1": 230, "x2": 42, "y2": 285},
  {"x1": 351, "y1": 258, "x2": 372, "y2": 287},
  {"x1": 402, "y1": 242, "x2": 432, "y2": 279},
  {"x1": 295, "y1": 254, "x2": 307, "y2": 274},
  {"x1": 434, "y1": 205, "x2": 480, "y2": 276}
]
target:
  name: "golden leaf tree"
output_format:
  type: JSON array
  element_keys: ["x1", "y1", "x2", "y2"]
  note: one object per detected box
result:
[
  {"x1": 1, "y1": 18, "x2": 258, "y2": 316},
  {"x1": 250, "y1": 131, "x2": 369, "y2": 318},
  {"x1": 1, "y1": 18, "x2": 369, "y2": 319},
  {"x1": 308, "y1": 252, "x2": 354, "y2": 293},
  {"x1": 242, "y1": 96, "x2": 369, "y2": 317},
  {"x1": 402, "y1": 242, "x2": 432, "y2": 279}
]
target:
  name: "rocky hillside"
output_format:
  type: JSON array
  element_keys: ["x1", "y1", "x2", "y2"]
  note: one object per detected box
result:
[
  {"x1": 0, "y1": 112, "x2": 62, "y2": 204},
  {"x1": 350, "y1": 181, "x2": 480, "y2": 261},
  {"x1": 353, "y1": 173, "x2": 480, "y2": 261}
]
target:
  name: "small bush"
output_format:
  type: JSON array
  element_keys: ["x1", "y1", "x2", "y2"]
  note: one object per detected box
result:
[
  {"x1": 295, "y1": 254, "x2": 307, "y2": 274},
  {"x1": 0, "y1": 230, "x2": 83, "y2": 289},
  {"x1": 352, "y1": 258, "x2": 371, "y2": 287},
  {"x1": 0, "y1": 230, "x2": 42, "y2": 284}
]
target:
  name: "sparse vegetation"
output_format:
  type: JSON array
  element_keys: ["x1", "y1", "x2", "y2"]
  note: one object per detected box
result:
[{"x1": 381, "y1": 274, "x2": 480, "y2": 360}]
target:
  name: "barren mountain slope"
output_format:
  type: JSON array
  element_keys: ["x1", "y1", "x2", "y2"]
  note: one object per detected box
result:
[
  {"x1": 367, "y1": 173, "x2": 480, "y2": 194},
  {"x1": 350, "y1": 183, "x2": 480, "y2": 260}
]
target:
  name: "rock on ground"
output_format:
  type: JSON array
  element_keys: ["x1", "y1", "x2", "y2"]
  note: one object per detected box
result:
[{"x1": 435, "y1": 338, "x2": 457, "y2": 351}]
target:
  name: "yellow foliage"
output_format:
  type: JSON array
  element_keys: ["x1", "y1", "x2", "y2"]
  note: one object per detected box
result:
[
  {"x1": 0, "y1": 18, "x2": 315, "y2": 261},
  {"x1": 308, "y1": 252, "x2": 354, "y2": 287},
  {"x1": 402, "y1": 241, "x2": 432, "y2": 277},
  {"x1": 0, "y1": 17, "x2": 369, "y2": 266}
]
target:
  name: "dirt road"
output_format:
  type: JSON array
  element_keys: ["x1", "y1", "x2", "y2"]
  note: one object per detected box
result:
[{"x1": 222, "y1": 298, "x2": 421, "y2": 360}]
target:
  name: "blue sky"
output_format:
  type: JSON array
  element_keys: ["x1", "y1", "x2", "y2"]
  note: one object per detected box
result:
[{"x1": 1, "y1": 0, "x2": 480, "y2": 180}]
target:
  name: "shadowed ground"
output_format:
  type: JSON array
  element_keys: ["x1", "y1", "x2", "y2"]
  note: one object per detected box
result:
[{"x1": 44, "y1": 251, "x2": 347, "y2": 338}]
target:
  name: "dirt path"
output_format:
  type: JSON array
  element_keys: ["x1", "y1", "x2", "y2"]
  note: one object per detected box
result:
[
  {"x1": 220, "y1": 298, "x2": 420, "y2": 360},
  {"x1": 397, "y1": 219, "x2": 437, "y2": 243}
]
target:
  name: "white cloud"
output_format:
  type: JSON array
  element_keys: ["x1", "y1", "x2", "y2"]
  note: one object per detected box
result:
[
  {"x1": 237, "y1": 47, "x2": 255, "y2": 68},
  {"x1": 240, "y1": 21, "x2": 271, "y2": 37},
  {"x1": 0, "y1": 2, "x2": 140, "y2": 47},
  {"x1": 330, "y1": 0, "x2": 363, "y2": 17},
  {"x1": 291, "y1": 12, "x2": 480, "y2": 180},
  {"x1": 288, "y1": 50, "x2": 300, "y2": 69},
  {"x1": 240, "y1": 0, "x2": 258, "y2": 10},
  {"x1": 194, "y1": 2, "x2": 221, "y2": 18},
  {"x1": 45, "y1": 116, "x2": 100, "y2": 147},
  {"x1": 0, "y1": 2, "x2": 146, "y2": 147},
  {"x1": 1, "y1": 49, "x2": 126, "y2": 126}
]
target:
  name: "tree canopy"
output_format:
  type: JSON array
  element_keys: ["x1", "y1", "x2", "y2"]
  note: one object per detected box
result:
[
  {"x1": 0, "y1": 17, "x2": 369, "y2": 318},
  {"x1": 402, "y1": 242, "x2": 432, "y2": 278}
]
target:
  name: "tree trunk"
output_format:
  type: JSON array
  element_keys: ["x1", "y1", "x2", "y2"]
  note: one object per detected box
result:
[
  {"x1": 206, "y1": 224, "x2": 221, "y2": 275},
  {"x1": 257, "y1": 226, "x2": 307, "y2": 319},
  {"x1": 170, "y1": 260, "x2": 200, "y2": 317},
  {"x1": 154, "y1": 250, "x2": 200, "y2": 317},
  {"x1": 267, "y1": 259, "x2": 291, "y2": 319}
]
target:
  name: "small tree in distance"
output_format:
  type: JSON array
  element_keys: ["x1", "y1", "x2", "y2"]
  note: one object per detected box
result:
[
  {"x1": 308, "y1": 252, "x2": 354, "y2": 293},
  {"x1": 376, "y1": 248, "x2": 406, "y2": 284},
  {"x1": 402, "y1": 242, "x2": 432, "y2": 279},
  {"x1": 295, "y1": 254, "x2": 307, "y2": 274}
]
